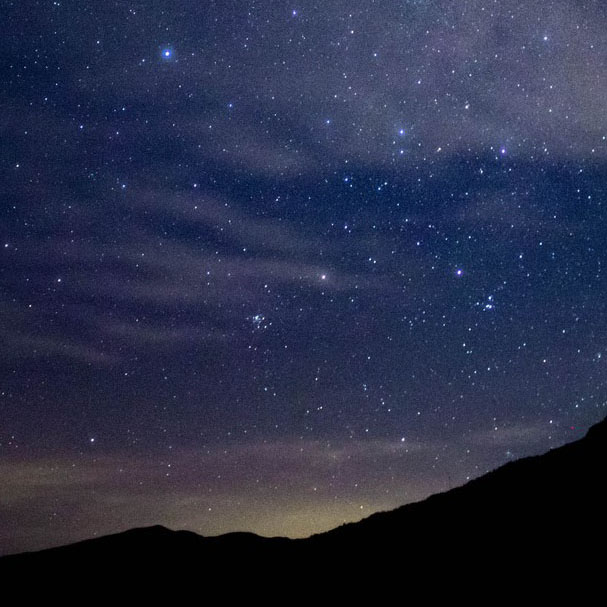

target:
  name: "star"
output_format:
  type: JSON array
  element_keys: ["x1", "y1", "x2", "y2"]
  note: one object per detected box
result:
[{"x1": 160, "y1": 47, "x2": 175, "y2": 61}]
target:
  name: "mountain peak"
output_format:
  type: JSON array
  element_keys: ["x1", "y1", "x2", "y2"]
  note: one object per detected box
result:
[{"x1": 584, "y1": 415, "x2": 607, "y2": 441}]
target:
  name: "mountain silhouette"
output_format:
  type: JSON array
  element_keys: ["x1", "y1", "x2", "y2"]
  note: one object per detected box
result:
[{"x1": 2, "y1": 417, "x2": 605, "y2": 591}]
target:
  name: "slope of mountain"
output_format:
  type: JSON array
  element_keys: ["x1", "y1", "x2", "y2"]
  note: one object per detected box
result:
[
  {"x1": 2, "y1": 417, "x2": 605, "y2": 587},
  {"x1": 312, "y1": 416, "x2": 606, "y2": 552}
]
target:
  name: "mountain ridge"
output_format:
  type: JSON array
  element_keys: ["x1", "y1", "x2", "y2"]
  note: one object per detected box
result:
[{"x1": 2, "y1": 416, "x2": 605, "y2": 586}]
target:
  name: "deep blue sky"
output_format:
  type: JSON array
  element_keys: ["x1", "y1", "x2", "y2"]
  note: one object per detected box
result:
[{"x1": 2, "y1": 0, "x2": 606, "y2": 554}]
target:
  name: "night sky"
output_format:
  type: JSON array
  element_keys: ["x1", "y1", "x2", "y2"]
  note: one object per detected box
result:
[{"x1": 2, "y1": 0, "x2": 607, "y2": 555}]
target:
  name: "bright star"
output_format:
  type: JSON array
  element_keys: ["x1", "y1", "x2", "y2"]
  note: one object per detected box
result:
[{"x1": 160, "y1": 47, "x2": 175, "y2": 61}]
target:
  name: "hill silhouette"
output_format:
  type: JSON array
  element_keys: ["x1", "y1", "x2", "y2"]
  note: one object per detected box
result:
[{"x1": 2, "y1": 417, "x2": 605, "y2": 590}]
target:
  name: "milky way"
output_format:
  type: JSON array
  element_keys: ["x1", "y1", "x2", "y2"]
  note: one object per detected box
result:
[{"x1": 1, "y1": 0, "x2": 606, "y2": 554}]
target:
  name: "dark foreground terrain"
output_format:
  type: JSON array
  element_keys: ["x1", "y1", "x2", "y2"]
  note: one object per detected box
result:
[{"x1": 2, "y1": 418, "x2": 605, "y2": 592}]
